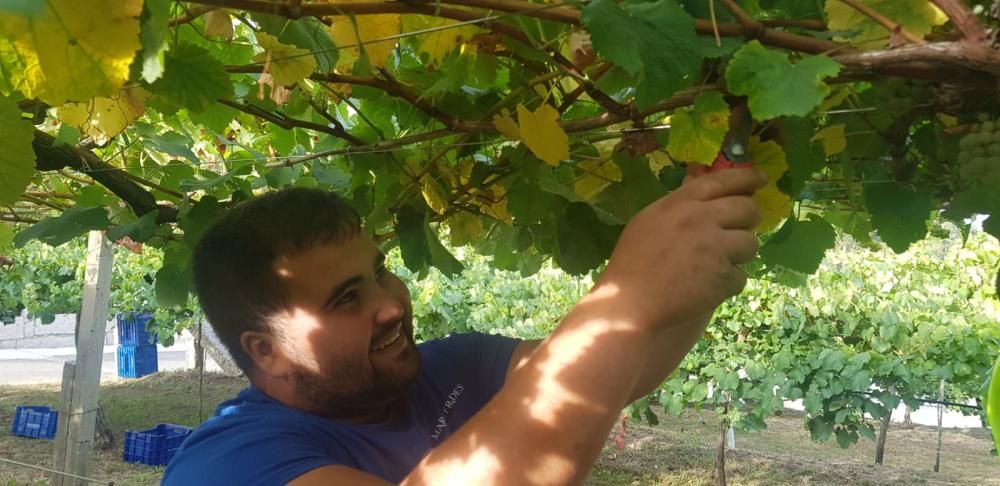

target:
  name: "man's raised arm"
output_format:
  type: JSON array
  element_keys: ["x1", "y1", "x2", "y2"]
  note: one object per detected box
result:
[{"x1": 292, "y1": 168, "x2": 766, "y2": 486}]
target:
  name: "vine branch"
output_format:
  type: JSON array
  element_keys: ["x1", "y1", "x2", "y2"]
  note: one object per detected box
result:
[
  {"x1": 929, "y1": 0, "x2": 989, "y2": 42},
  {"x1": 834, "y1": 0, "x2": 925, "y2": 45},
  {"x1": 218, "y1": 98, "x2": 367, "y2": 146}
]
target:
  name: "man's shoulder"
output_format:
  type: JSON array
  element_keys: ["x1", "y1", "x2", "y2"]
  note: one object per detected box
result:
[{"x1": 163, "y1": 387, "x2": 342, "y2": 485}]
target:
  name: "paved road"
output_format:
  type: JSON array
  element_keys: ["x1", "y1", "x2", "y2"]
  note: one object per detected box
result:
[{"x1": 0, "y1": 349, "x2": 188, "y2": 385}]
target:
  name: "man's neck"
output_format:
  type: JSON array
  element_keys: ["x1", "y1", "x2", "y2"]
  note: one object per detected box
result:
[{"x1": 251, "y1": 372, "x2": 401, "y2": 424}]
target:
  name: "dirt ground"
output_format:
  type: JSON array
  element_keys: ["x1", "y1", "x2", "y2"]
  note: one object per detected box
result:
[{"x1": 0, "y1": 371, "x2": 996, "y2": 485}]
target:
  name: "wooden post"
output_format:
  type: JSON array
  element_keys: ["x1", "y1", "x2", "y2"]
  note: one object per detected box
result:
[
  {"x1": 53, "y1": 361, "x2": 75, "y2": 486},
  {"x1": 934, "y1": 380, "x2": 945, "y2": 473},
  {"x1": 717, "y1": 400, "x2": 728, "y2": 486},
  {"x1": 53, "y1": 231, "x2": 113, "y2": 486}
]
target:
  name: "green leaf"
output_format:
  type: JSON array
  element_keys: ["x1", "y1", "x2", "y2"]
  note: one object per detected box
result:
[
  {"x1": 107, "y1": 211, "x2": 158, "y2": 243},
  {"x1": 858, "y1": 422, "x2": 877, "y2": 441},
  {"x1": 0, "y1": 223, "x2": 13, "y2": 249},
  {"x1": 667, "y1": 91, "x2": 730, "y2": 165},
  {"x1": 555, "y1": 202, "x2": 622, "y2": 275},
  {"x1": 807, "y1": 416, "x2": 834, "y2": 441},
  {"x1": 396, "y1": 206, "x2": 430, "y2": 273},
  {"x1": 864, "y1": 182, "x2": 933, "y2": 253},
  {"x1": 53, "y1": 123, "x2": 81, "y2": 147},
  {"x1": 725, "y1": 41, "x2": 842, "y2": 120},
  {"x1": 835, "y1": 428, "x2": 858, "y2": 448},
  {"x1": 136, "y1": 0, "x2": 171, "y2": 83},
  {"x1": 643, "y1": 406, "x2": 660, "y2": 426},
  {"x1": 0, "y1": 96, "x2": 35, "y2": 205},
  {"x1": 424, "y1": 221, "x2": 463, "y2": 276},
  {"x1": 179, "y1": 196, "x2": 222, "y2": 247},
  {"x1": 13, "y1": 206, "x2": 109, "y2": 248},
  {"x1": 148, "y1": 42, "x2": 233, "y2": 113},
  {"x1": 598, "y1": 154, "x2": 670, "y2": 222},
  {"x1": 760, "y1": 215, "x2": 836, "y2": 274},
  {"x1": 781, "y1": 117, "x2": 827, "y2": 197},
  {"x1": 581, "y1": 0, "x2": 702, "y2": 108},
  {"x1": 156, "y1": 259, "x2": 193, "y2": 307},
  {"x1": 253, "y1": 14, "x2": 338, "y2": 73}
]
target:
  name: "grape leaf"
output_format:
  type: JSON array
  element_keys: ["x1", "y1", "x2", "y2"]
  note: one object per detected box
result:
[
  {"x1": 725, "y1": 41, "x2": 842, "y2": 120},
  {"x1": 402, "y1": 15, "x2": 480, "y2": 67},
  {"x1": 0, "y1": 223, "x2": 13, "y2": 249},
  {"x1": 581, "y1": 0, "x2": 702, "y2": 108},
  {"x1": 826, "y1": 0, "x2": 947, "y2": 49},
  {"x1": 760, "y1": 215, "x2": 836, "y2": 274},
  {"x1": 812, "y1": 124, "x2": 847, "y2": 157},
  {"x1": 599, "y1": 154, "x2": 671, "y2": 222},
  {"x1": 107, "y1": 211, "x2": 159, "y2": 243},
  {"x1": 424, "y1": 220, "x2": 463, "y2": 276},
  {"x1": 518, "y1": 104, "x2": 570, "y2": 167},
  {"x1": 203, "y1": 9, "x2": 234, "y2": 40},
  {"x1": 864, "y1": 181, "x2": 933, "y2": 253},
  {"x1": 782, "y1": 117, "x2": 827, "y2": 197},
  {"x1": 0, "y1": 0, "x2": 142, "y2": 104},
  {"x1": 494, "y1": 104, "x2": 569, "y2": 167},
  {"x1": 0, "y1": 96, "x2": 36, "y2": 205},
  {"x1": 57, "y1": 87, "x2": 148, "y2": 144},
  {"x1": 667, "y1": 91, "x2": 730, "y2": 165},
  {"x1": 137, "y1": 0, "x2": 171, "y2": 83},
  {"x1": 148, "y1": 42, "x2": 233, "y2": 113},
  {"x1": 253, "y1": 15, "x2": 338, "y2": 73},
  {"x1": 555, "y1": 202, "x2": 622, "y2": 275},
  {"x1": 13, "y1": 207, "x2": 109, "y2": 248},
  {"x1": 329, "y1": 5, "x2": 400, "y2": 71},
  {"x1": 420, "y1": 174, "x2": 449, "y2": 215},
  {"x1": 750, "y1": 138, "x2": 792, "y2": 232},
  {"x1": 254, "y1": 32, "x2": 317, "y2": 86},
  {"x1": 156, "y1": 246, "x2": 193, "y2": 308},
  {"x1": 179, "y1": 196, "x2": 223, "y2": 247},
  {"x1": 574, "y1": 158, "x2": 622, "y2": 200},
  {"x1": 396, "y1": 206, "x2": 431, "y2": 273}
]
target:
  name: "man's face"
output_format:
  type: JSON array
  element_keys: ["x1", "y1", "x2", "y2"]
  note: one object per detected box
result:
[{"x1": 270, "y1": 232, "x2": 420, "y2": 419}]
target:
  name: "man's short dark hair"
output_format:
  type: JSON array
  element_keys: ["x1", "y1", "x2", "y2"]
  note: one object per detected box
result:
[{"x1": 192, "y1": 188, "x2": 361, "y2": 374}]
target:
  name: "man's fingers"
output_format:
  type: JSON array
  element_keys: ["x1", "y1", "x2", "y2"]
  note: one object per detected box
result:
[
  {"x1": 708, "y1": 196, "x2": 761, "y2": 230},
  {"x1": 684, "y1": 168, "x2": 767, "y2": 201},
  {"x1": 721, "y1": 230, "x2": 759, "y2": 264}
]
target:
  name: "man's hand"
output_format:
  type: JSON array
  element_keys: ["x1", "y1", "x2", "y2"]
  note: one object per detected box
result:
[{"x1": 602, "y1": 168, "x2": 766, "y2": 331}]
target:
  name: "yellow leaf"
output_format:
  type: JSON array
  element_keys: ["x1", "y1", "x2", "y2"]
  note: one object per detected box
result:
[
  {"x1": 574, "y1": 158, "x2": 622, "y2": 200},
  {"x1": 647, "y1": 150, "x2": 674, "y2": 176},
  {"x1": 254, "y1": 33, "x2": 317, "y2": 86},
  {"x1": 936, "y1": 113, "x2": 957, "y2": 127},
  {"x1": 329, "y1": 4, "x2": 400, "y2": 71},
  {"x1": 825, "y1": 0, "x2": 947, "y2": 49},
  {"x1": 819, "y1": 86, "x2": 852, "y2": 111},
  {"x1": 203, "y1": 9, "x2": 234, "y2": 41},
  {"x1": 517, "y1": 104, "x2": 569, "y2": 167},
  {"x1": 492, "y1": 108, "x2": 520, "y2": 140},
  {"x1": 447, "y1": 212, "x2": 485, "y2": 247},
  {"x1": 812, "y1": 124, "x2": 846, "y2": 157},
  {"x1": 58, "y1": 87, "x2": 148, "y2": 144},
  {"x1": 480, "y1": 185, "x2": 512, "y2": 222},
  {"x1": 0, "y1": 0, "x2": 143, "y2": 104},
  {"x1": 667, "y1": 91, "x2": 730, "y2": 165},
  {"x1": 420, "y1": 174, "x2": 449, "y2": 215},
  {"x1": 402, "y1": 16, "x2": 480, "y2": 66},
  {"x1": 754, "y1": 184, "x2": 793, "y2": 234},
  {"x1": 749, "y1": 137, "x2": 792, "y2": 233}
]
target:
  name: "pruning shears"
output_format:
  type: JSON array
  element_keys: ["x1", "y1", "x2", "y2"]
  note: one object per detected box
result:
[{"x1": 689, "y1": 101, "x2": 754, "y2": 177}]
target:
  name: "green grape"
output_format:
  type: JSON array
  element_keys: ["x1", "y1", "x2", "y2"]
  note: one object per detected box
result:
[
  {"x1": 988, "y1": 144, "x2": 1000, "y2": 157},
  {"x1": 960, "y1": 134, "x2": 979, "y2": 151},
  {"x1": 981, "y1": 121, "x2": 995, "y2": 133},
  {"x1": 978, "y1": 113, "x2": 991, "y2": 123}
]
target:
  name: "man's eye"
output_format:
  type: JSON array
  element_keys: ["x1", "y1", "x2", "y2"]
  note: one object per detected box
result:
[{"x1": 336, "y1": 291, "x2": 359, "y2": 307}]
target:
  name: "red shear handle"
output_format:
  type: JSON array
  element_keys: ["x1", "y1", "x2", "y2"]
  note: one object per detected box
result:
[{"x1": 689, "y1": 152, "x2": 755, "y2": 178}]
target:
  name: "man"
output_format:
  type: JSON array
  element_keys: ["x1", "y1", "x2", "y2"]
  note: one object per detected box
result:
[{"x1": 163, "y1": 168, "x2": 765, "y2": 485}]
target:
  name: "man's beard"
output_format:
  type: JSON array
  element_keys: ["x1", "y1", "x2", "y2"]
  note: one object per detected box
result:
[{"x1": 292, "y1": 347, "x2": 421, "y2": 420}]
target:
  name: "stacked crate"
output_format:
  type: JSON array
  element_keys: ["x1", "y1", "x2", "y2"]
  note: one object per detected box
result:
[{"x1": 117, "y1": 312, "x2": 158, "y2": 378}]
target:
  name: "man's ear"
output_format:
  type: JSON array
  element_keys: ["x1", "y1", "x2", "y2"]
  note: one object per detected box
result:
[{"x1": 241, "y1": 331, "x2": 291, "y2": 378}]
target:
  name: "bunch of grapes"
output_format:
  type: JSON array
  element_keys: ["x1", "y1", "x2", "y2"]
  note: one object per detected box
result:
[
  {"x1": 957, "y1": 114, "x2": 1000, "y2": 186},
  {"x1": 873, "y1": 78, "x2": 932, "y2": 114}
]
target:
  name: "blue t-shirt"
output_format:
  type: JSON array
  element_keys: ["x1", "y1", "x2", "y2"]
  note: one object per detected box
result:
[{"x1": 163, "y1": 332, "x2": 521, "y2": 485}]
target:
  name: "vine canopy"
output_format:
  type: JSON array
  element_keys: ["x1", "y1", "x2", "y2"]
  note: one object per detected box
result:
[{"x1": 3, "y1": 0, "x2": 1000, "y2": 305}]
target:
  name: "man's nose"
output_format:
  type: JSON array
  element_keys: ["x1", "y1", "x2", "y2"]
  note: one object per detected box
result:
[{"x1": 373, "y1": 292, "x2": 404, "y2": 326}]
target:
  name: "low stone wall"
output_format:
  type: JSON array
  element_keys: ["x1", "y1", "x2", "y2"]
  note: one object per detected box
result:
[{"x1": 0, "y1": 312, "x2": 116, "y2": 349}]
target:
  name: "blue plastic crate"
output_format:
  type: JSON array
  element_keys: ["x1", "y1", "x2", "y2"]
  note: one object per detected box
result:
[
  {"x1": 123, "y1": 423, "x2": 193, "y2": 467},
  {"x1": 117, "y1": 344, "x2": 158, "y2": 378},
  {"x1": 117, "y1": 312, "x2": 157, "y2": 346},
  {"x1": 11, "y1": 406, "x2": 58, "y2": 440}
]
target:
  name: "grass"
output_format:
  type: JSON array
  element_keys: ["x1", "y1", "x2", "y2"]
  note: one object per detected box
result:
[{"x1": 1, "y1": 371, "x2": 997, "y2": 485}]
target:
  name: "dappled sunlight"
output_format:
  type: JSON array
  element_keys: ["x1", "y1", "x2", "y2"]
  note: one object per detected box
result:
[{"x1": 403, "y1": 277, "x2": 658, "y2": 485}]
